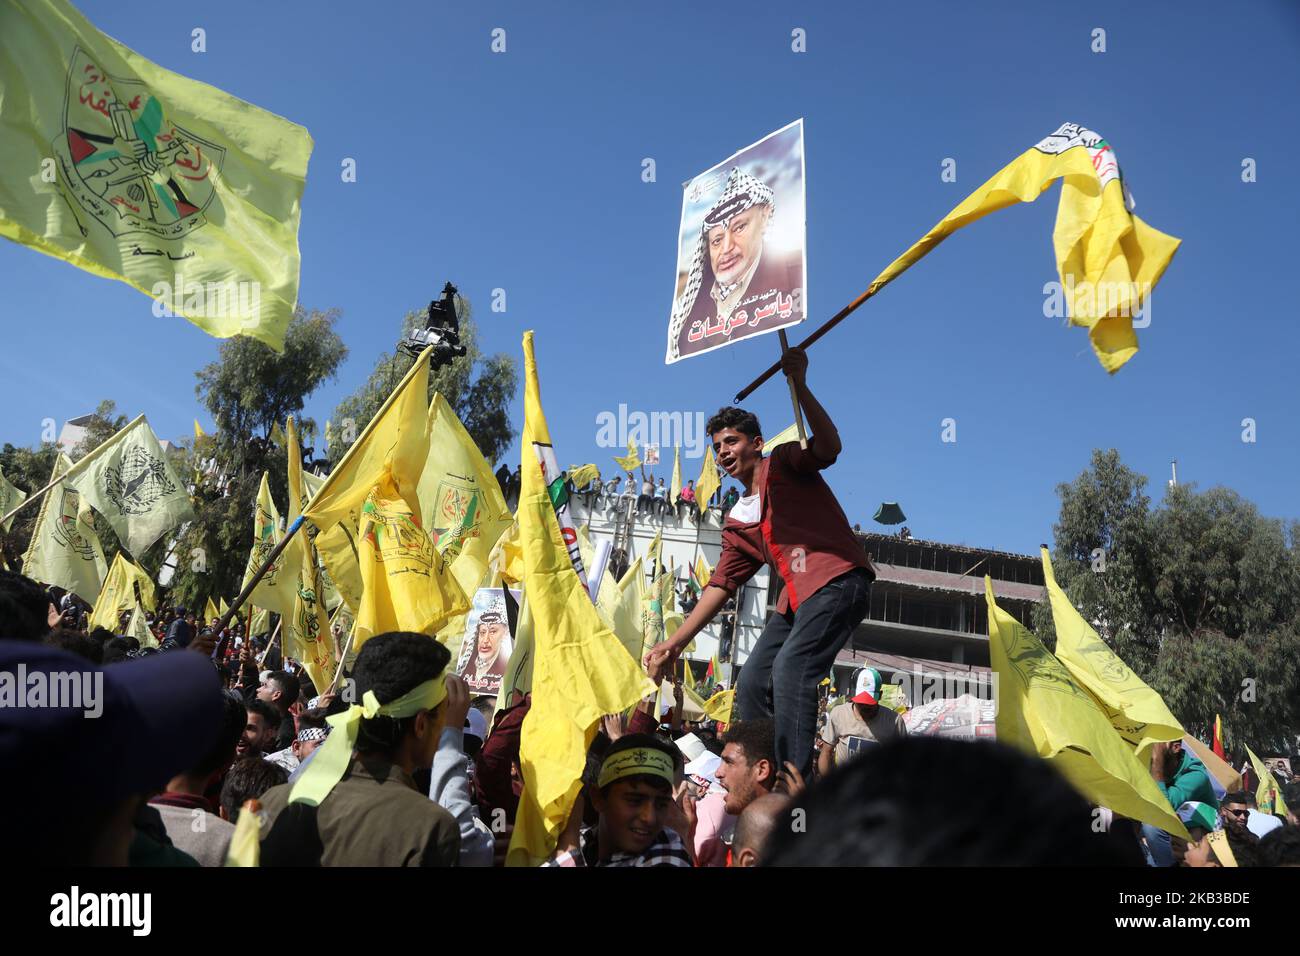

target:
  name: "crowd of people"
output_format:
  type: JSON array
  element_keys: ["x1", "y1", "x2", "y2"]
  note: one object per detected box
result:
[{"x1": 5, "y1": 562, "x2": 1299, "y2": 868}]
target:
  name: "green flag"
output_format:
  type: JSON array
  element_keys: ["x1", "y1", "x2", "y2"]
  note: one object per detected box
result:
[
  {"x1": 20, "y1": 453, "x2": 107, "y2": 602},
  {"x1": 0, "y1": 0, "x2": 312, "y2": 351},
  {"x1": 65, "y1": 416, "x2": 195, "y2": 556}
]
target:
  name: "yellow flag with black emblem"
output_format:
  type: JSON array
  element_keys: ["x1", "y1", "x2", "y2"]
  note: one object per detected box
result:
[
  {"x1": 63, "y1": 415, "x2": 194, "y2": 557},
  {"x1": 507, "y1": 332, "x2": 654, "y2": 867},
  {"x1": 88, "y1": 551, "x2": 155, "y2": 630},
  {"x1": 21, "y1": 453, "x2": 107, "y2": 603},
  {"x1": 419, "y1": 393, "x2": 513, "y2": 648},
  {"x1": 1042, "y1": 547, "x2": 1183, "y2": 755},
  {"x1": 863, "y1": 123, "x2": 1179, "y2": 373},
  {"x1": 285, "y1": 418, "x2": 337, "y2": 694},
  {"x1": 240, "y1": 472, "x2": 296, "y2": 617},
  {"x1": 0, "y1": 0, "x2": 312, "y2": 351},
  {"x1": 985, "y1": 577, "x2": 1187, "y2": 838}
]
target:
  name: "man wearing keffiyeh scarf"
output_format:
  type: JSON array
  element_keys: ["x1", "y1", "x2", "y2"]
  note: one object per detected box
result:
[{"x1": 668, "y1": 167, "x2": 800, "y2": 362}]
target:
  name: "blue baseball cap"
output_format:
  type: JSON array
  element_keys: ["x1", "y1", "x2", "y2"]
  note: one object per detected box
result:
[{"x1": 0, "y1": 643, "x2": 225, "y2": 808}]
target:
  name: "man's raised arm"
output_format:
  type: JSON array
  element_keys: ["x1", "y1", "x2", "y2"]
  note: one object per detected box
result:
[
  {"x1": 781, "y1": 346, "x2": 841, "y2": 462},
  {"x1": 644, "y1": 585, "x2": 731, "y2": 683}
]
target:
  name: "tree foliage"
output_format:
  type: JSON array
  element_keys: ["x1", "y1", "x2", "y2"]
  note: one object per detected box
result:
[
  {"x1": 1042, "y1": 449, "x2": 1300, "y2": 754},
  {"x1": 328, "y1": 299, "x2": 516, "y2": 468}
]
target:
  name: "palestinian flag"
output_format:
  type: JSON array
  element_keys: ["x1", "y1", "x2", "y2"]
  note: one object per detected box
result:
[{"x1": 1213, "y1": 714, "x2": 1226, "y2": 761}]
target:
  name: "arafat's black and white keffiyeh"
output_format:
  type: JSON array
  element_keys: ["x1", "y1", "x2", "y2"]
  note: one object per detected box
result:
[{"x1": 666, "y1": 167, "x2": 774, "y2": 362}]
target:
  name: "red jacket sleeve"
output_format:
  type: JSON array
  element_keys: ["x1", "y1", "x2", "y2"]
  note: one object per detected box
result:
[{"x1": 473, "y1": 695, "x2": 530, "y2": 824}]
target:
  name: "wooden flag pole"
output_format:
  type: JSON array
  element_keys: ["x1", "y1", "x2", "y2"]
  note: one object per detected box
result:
[
  {"x1": 0, "y1": 413, "x2": 148, "y2": 526},
  {"x1": 736, "y1": 287, "x2": 881, "y2": 403},
  {"x1": 213, "y1": 514, "x2": 307, "y2": 659},
  {"x1": 777, "y1": 330, "x2": 808, "y2": 449},
  {"x1": 257, "y1": 619, "x2": 283, "y2": 667}
]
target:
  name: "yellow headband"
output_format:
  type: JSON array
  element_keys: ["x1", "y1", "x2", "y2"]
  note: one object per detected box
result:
[
  {"x1": 288, "y1": 675, "x2": 447, "y2": 807},
  {"x1": 597, "y1": 747, "x2": 676, "y2": 790},
  {"x1": 1206, "y1": 829, "x2": 1239, "y2": 868}
]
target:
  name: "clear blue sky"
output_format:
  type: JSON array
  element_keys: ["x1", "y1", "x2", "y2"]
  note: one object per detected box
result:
[{"x1": 3, "y1": 0, "x2": 1298, "y2": 554}]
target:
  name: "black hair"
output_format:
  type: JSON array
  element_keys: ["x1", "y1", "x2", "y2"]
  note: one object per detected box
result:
[
  {"x1": 295, "y1": 708, "x2": 329, "y2": 733},
  {"x1": 722, "y1": 718, "x2": 776, "y2": 769},
  {"x1": 265, "y1": 669, "x2": 300, "y2": 709},
  {"x1": 705, "y1": 407, "x2": 762, "y2": 441},
  {"x1": 43, "y1": 628, "x2": 103, "y2": 664},
  {"x1": 597, "y1": 733, "x2": 679, "y2": 796},
  {"x1": 245, "y1": 698, "x2": 279, "y2": 729},
  {"x1": 220, "y1": 756, "x2": 289, "y2": 823},
  {"x1": 1219, "y1": 825, "x2": 1261, "y2": 867},
  {"x1": 694, "y1": 728, "x2": 723, "y2": 756},
  {"x1": 87, "y1": 626, "x2": 116, "y2": 644},
  {"x1": 1223, "y1": 791, "x2": 1250, "y2": 805},
  {"x1": 101, "y1": 636, "x2": 135, "y2": 665},
  {"x1": 1284, "y1": 781, "x2": 1300, "y2": 812},
  {"x1": 192, "y1": 692, "x2": 247, "y2": 778},
  {"x1": 1258, "y1": 824, "x2": 1300, "y2": 867},
  {"x1": 764, "y1": 737, "x2": 1145, "y2": 867},
  {"x1": 0, "y1": 570, "x2": 52, "y2": 642},
  {"x1": 352, "y1": 632, "x2": 451, "y2": 755}
]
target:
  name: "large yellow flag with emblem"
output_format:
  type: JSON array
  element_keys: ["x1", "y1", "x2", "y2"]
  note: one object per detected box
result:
[
  {"x1": 695, "y1": 445, "x2": 720, "y2": 514},
  {"x1": 303, "y1": 349, "x2": 432, "y2": 533},
  {"x1": 63, "y1": 416, "x2": 194, "y2": 556},
  {"x1": 985, "y1": 578, "x2": 1186, "y2": 837},
  {"x1": 1042, "y1": 548, "x2": 1183, "y2": 755},
  {"x1": 507, "y1": 332, "x2": 654, "y2": 867},
  {"x1": 0, "y1": 0, "x2": 312, "y2": 351},
  {"x1": 240, "y1": 472, "x2": 296, "y2": 616},
  {"x1": 88, "y1": 551, "x2": 155, "y2": 630},
  {"x1": 21, "y1": 453, "x2": 107, "y2": 602},
  {"x1": 284, "y1": 418, "x2": 337, "y2": 694},
  {"x1": 863, "y1": 124, "x2": 1179, "y2": 372},
  {"x1": 419, "y1": 393, "x2": 513, "y2": 646}
]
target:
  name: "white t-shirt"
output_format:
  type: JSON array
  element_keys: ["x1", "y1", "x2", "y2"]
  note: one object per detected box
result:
[{"x1": 729, "y1": 492, "x2": 761, "y2": 523}]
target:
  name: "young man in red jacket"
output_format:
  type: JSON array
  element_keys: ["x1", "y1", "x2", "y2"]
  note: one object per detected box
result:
[{"x1": 646, "y1": 347, "x2": 873, "y2": 779}]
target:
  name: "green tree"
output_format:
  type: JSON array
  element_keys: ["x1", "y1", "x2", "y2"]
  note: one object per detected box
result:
[
  {"x1": 70, "y1": 400, "x2": 129, "y2": 461},
  {"x1": 0, "y1": 441, "x2": 59, "y2": 569},
  {"x1": 1044, "y1": 450, "x2": 1300, "y2": 754},
  {"x1": 1035, "y1": 449, "x2": 1161, "y2": 673},
  {"x1": 329, "y1": 300, "x2": 516, "y2": 468}
]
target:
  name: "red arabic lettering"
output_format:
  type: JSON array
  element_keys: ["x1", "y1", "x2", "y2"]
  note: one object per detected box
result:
[{"x1": 110, "y1": 195, "x2": 142, "y2": 214}]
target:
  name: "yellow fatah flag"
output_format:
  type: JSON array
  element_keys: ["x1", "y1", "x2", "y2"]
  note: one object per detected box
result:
[
  {"x1": 488, "y1": 516, "x2": 525, "y2": 587},
  {"x1": 63, "y1": 415, "x2": 195, "y2": 556},
  {"x1": 1041, "y1": 547, "x2": 1183, "y2": 755},
  {"x1": 204, "y1": 597, "x2": 219, "y2": 625},
  {"x1": 507, "y1": 331, "x2": 654, "y2": 866},
  {"x1": 354, "y1": 472, "x2": 468, "y2": 649},
  {"x1": 0, "y1": 466, "x2": 28, "y2": 532},
  {"x1": 127, "y1": 601, "x2": 156, "y2": 649},
  {"x1": 419, "y1": 392, "x2": 514, "y2": 646},
  {"x1": 21, "y1": 453, "x2": 107, "y2": 603},
  {"x1": 695, "y1": 445, "x2": 720, "y2": 514},
  {"x1": 607, "y1": 555, "x2": 647, "y2": 664},
  {"x1": 240, "y1": 472, "x2": 296, "y2": 616},
  {"x1": 985, "y1": 577, "x2": 1187, "y2": 838},
  {"x1": 0, "y1": 0, "x2": 311, "y2": 351},
  {"x1": 303, "y1": 349, "x2": 432, "y2": 533},
  {"x1": 568, "y1": 464, "x2": 600, "y2": 491},
  {"x1": 88, "y1": 551, "x2": 155, "y2": 630},
  {"x1": 248, "y1": 605, "x2": 270, "y2": 638},
  {"x1": 284, "y1": 418, "x2": 338, "y2": 693},
  {"x1": 764, "y1": 423, "x2": 800, "y2": 453},
  {"x1": 702, "y1": 688, "x2": 735, "y2": 724},
  {"x1": 694, "y1": 554, "x2": 713, "y2": 590},
  {"x1": 863, "y1": 123, "x2": 1179, "y2": 373},
  {"x1": 1246, "y1": 746, "x2": 1289, "y2": 818},
  {"x1": 670, "y1": 446, "x2": 682, "y2": 501},
  {"x1": 224, "y1": 801, "x2": 261, "y2": 867},
  {"x1": 613, "y1": 439, "x2": 641, "y2": 474}
]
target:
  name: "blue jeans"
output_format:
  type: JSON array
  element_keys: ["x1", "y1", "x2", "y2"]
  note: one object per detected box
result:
[
  {"x1": 736, "y1": 568, "x2": 872, "y2": 779},
  {"x1": 1142, "y1": 823, "x2": 1174, "y2": 867}
]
